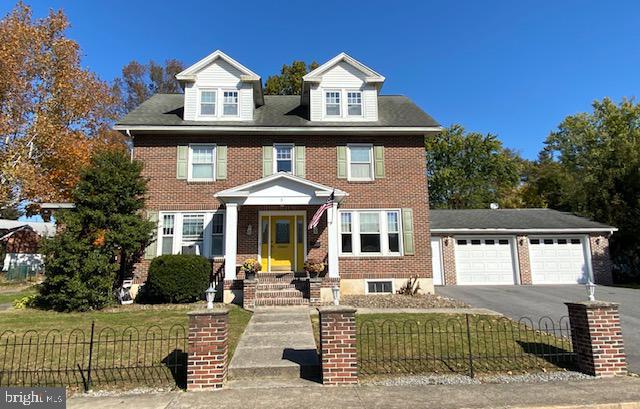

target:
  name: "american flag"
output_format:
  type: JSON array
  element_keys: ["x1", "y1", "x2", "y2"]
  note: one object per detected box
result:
[{"x1": 308, "y1": 191, "x2": 335, "y2": 230}]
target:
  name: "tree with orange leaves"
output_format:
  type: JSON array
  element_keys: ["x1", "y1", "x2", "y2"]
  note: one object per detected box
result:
[{"x1": 0, "y1": 2, "x2": 126, "y2": 212}]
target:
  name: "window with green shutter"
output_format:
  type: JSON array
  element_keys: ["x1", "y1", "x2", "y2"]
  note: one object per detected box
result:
[
  {"x1": 176, "y1": 146, "x2": 188, "y2": 180},
  {"x1": 216, "y1": 145, "x2": 227, "y2": 180},
  {"x1": 262, "y1": 145, "x2": 273, "y2": 177},
  {"x1": 144, "y1": 210, "x2": 159, "y2": 259},
  {"x1": 401, "y1": 208, "x2": 415, "y2": 256}
]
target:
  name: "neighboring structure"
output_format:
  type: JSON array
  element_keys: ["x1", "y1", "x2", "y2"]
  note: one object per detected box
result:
[
  {"x1": 429, "y1": 209, "x2": 617, "y2": 286},
  {"x1": 0, "y1": 219, "x2": 56, "y2": 275},
  {"x1": 116, "y1": 50, "x2": 441, "y2": 304}
]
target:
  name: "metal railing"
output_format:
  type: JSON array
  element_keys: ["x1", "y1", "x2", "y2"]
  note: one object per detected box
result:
[
  {"x1": 358, "y1": 315, "x2": 575, "y2": 377},
  {"x1": 0, "y1": 322, "x2": 187, "y2": 391}
]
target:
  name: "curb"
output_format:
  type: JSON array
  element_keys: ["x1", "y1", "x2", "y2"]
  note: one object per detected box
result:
[{"x1": 512, "y1": 402, "x2": 640, "y2": 409}]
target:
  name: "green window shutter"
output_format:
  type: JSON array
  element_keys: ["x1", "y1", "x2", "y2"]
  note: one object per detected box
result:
[
  {"x1": 144, "y1": 210, "x2": 159, "y2": 260},
  {"x1": 216, "y1": 145, "x2": 227, "y2": 180},
  {"x1": 337, "y1": 146, "x2": 347, "y2": 179},
  {"x1": 374, "y1": 146, "x2": 385, "y2": 179},
  {"x1": 294, "y1": 145, "x2": 306, "y2": 178},
  {"x1": 262, "y1": 145, "x2": 273, "y2": 177},
  {"x1": 176, "y1": 146, "x2": 188, "y2": 180},
  {"x1": 402, "y1": 208, "x2": 415, "y2": 256}
]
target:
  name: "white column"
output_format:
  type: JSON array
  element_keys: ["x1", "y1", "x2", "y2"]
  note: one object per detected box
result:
[
  {"x1": 224, "y1": 203, "x2": 238, "y2": 280},
  {"x1": 327, "y1": 202, "x2": 340, "y2": 278}
]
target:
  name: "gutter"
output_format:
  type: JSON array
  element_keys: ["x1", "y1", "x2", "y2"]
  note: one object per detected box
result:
[
  {"x1": 113, "y1": 125, "x2": 443, "y2": 134},
  {"x1": 430, "y1": 228, "x2": 618, "y2": 234}
]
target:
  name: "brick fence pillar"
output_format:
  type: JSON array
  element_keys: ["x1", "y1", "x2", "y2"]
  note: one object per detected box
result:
[
  {"x1": 516, "y1": 235, "x2": 532, "y2": 285},
  {"x1": 243, "y1": 279, "x2": 257, "y2": 310},
  {"x1": 309, "y1": 278, "x2": 322, "y2": 306},
  {"x1": 318, "y1": 306, "x2": 357, "y2": 385},
  {"x1": 566, "y1": 301, "x2": 626, "y2": 377},
  {"x1": 187, "y1": 308, "x2": 229, "y2": 390}
]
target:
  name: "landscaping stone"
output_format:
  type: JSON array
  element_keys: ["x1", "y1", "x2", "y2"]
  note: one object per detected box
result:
[{"x1": 342, "y1": 294, "x2": 468, "y2": 309}]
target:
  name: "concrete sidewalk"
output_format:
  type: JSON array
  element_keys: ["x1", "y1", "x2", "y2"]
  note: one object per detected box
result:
[{"x1": 69, "y1": 377, "x2": 640, "y2": 409}]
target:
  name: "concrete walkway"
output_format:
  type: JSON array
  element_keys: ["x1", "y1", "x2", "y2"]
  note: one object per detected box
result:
[
  {"x1": 228, "y1": 306, "x2": 320, "y2": 385},
  {"x1": 68, "y1": 377, "x2": 640, "y2": 408}
]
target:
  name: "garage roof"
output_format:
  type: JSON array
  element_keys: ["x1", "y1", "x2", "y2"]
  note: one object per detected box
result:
[{"x1": 429, "y1": 208, "x2": 617, "y2": 233}]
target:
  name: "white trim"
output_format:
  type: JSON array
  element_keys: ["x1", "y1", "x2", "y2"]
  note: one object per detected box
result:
[
  {"x1": 258, "y1": 210, "x2": 307, "y2": 272},
  {"x1": 430, "y1": 237, "x2": 444, "y2": 286},
  {"x1": 364, "y1": 279, "x2": 394, "y2": 295},
  {"x1": 176, "y1": 50, "x2": 261, "y2": 81},
  {"x1": 346, "y1": 144, "x2": 374, "y2": 181},
  {"x1": 272, "y1": 143, "x2": 295, "y2": 174},
  {"x1": 114, "y1": 125, "x2": 443, "y2": 134},
  {"x1": 338, "y1": 209, "x2": 403, "y2": 257},
  {"x1": 156, "y1": 210, "x2": 225, "y2": 259},
  {"x1": 195, "y1": 87, "x2": 241, "y2": 120},
  {"x1": 187, "y1": 143, "x2": 216, "y2": 182},
  {"x1": 346, "y1": 90, "x2": 364, "y2": 118},
  {"x1": 303, "y1": 52, "x2": 385, "y2": 83},
  {"x1": 431, "y1": 228, "x2": 618, "y2": 234},
  {"x1": 321, "y1": 88, "x2": 366, "y2": 121},
  {"x1": 197, "y1": 88, "x2": 217, "y2": 117}
]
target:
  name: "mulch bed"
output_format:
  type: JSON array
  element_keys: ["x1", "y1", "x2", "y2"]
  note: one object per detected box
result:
[{"x1": 342, "y1": 294, "x2": 468, "y2": 309}]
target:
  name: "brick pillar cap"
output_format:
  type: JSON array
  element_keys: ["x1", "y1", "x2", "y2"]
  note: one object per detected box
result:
[
  {"x1": 565, "y1": 301, "x2": 619, "y2": 309},
  {"x1": 188, "y1": 306, "x2": 229, "y2": 316},
  {"x1": 318, "y1": 305, "x2": 357, "y2": 314}
]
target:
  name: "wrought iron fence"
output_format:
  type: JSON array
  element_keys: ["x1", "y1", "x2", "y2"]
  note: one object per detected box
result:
[
  {"x1": 0, "y1": 322, "x2": 187, "y2": 391},
  {"x1": 358, "y1": 315, "x2": 575, "y2": 377}
]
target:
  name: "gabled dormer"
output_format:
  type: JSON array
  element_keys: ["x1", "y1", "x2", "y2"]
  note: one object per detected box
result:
[
  {"x1": 301, "y1": 53, "x2": 385, "y2": 122},
  {"x1": 176, "y1": 50, "x2": 263, "y2": 121}
]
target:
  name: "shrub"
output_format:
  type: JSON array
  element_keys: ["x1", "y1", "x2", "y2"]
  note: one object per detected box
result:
[
  {"x1": 145, "y1": 255, "x2": 210, "y2": 303},
  {"x1": 13, "y1": 294, "x2": 37, "y2": 309}
]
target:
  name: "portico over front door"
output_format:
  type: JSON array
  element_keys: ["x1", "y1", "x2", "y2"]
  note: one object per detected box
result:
[{"x1": 260, "y1": 213, "x2": 305, "y2": 272}]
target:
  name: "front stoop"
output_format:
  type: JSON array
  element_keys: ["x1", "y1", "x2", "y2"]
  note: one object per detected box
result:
[
  {"x1": 254, "y1": 272, "x2": 310, "y2": 307},
  {"x1": 228, "y1": 306, "x2": 321, "y2": 386}
]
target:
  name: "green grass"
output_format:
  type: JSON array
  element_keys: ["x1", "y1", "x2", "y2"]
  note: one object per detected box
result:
[
  {"x1": 0, "y1": 287, "x2": 37, "y2": 304},
  {"x1": 0, "y1": 303, "x2": 252, "y2": 390},
  {"x1": 312, "y1": 313, "x2": 574, "y2": 376}
]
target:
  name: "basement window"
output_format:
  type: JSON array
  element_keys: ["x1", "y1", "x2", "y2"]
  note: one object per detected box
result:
[{"x1": 366, "y1": 280, "x2": 393, "y2": 294}]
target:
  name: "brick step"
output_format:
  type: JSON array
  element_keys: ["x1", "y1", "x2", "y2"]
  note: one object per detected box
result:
[
  {"x1": 257, "y1": 282, "x2": 302, "y2": 290},
  {"x1": 255, "y1": 298, "x2": 310, "y2": 306},
  {"x1": 256, "y1": 290, "x2": 306, "y2": 299}
]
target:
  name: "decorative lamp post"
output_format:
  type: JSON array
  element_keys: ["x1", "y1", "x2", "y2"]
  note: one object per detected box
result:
[
  {"x1": 586, "y1": 280, "x2": 596, "y2": 302},
  {"x1": 332, "y1": 285, "x2": 340, "y2": 306},
  {"x1": 206, "y1": 283, "x2": 216, "y2": 309}
]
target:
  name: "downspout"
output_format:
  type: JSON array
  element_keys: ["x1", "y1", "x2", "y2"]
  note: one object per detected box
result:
[{"x1": 126, "y1": 129, "x2": 134, "y2": 161}]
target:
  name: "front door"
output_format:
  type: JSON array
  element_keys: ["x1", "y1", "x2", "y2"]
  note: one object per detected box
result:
[
  {"x1": 260, "y1": 214, "x2": 305, "y2": 272},
  {"x1": 270, "y1": 216, "x2": 295, "y2": 271}
]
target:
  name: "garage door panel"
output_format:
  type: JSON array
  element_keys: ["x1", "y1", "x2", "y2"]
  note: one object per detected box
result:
[
  {"x1": 530, "y1": 237, "x2": 589, "y2": 284},
  {"x1": 455, "y1": 237, "x2": 516, "y2": 285}
]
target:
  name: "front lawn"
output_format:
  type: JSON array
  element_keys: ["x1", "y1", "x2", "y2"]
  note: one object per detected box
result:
[
  {"x1": 312, "y1": 312, "x2": 575, "y2": 376},
  {"x1": 0, "y1": 287, "x2": 37, "y2": 305}
]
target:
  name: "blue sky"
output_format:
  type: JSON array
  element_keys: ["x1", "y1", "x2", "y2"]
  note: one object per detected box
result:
[{"x1": 3, "y1": 0, "x2": 639, "y2": 159}]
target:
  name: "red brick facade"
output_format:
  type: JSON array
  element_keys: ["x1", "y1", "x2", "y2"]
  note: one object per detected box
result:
[
  {"x1": 318, "y1": 306, "x2": 358, "y2": 385},
  {"x1": 133, "y1": 134, "x2": 432, "y2": 284},
  {"x1": 516, "y1": 235, "x2": 532, "y2": 285},
  {"x1": 589, "y1": 234, "x2": 613, "y2": 285},
  {"x1": 242, "y1": 279, "x2": 257, "y2": 310},
  {"x1": 566, "y1": 301, "x2": 627, "y2": 377},
  {"x1": 187, "y1": 308, "x2": 229, "y2": 390},
  {"x1": 440, "y1": 236, "x2": 457, "y2": 285}
]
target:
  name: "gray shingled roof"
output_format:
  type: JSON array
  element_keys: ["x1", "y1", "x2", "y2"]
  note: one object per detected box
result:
[
  {"x1": 116, "y1": 94, "x2": 440, "y2": 128},
  {"x1": 429, "y1": 209, "x2": 616, "y2": 231}
]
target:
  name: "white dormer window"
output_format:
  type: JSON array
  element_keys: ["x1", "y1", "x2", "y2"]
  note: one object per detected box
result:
[
  {"x1": 347, "y1": 91, "x2": 362, "y2": 116},
  {"x1": 325, "y1": 91, "x2": 341, "y2": 116},
  {"x1": 200, "y1": 90, "x2": 216, "y2": 116},
  {"x1": 223, "y1": 91, "x2": 239, "y2": 116}
]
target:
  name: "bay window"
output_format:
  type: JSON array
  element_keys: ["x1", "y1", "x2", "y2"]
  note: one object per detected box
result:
[
  {"x1": 158, "y1": 211, "x2": 224, "y2": 259},
  {"x1": 338, "y1": 210, "x2": 402, "y2": 256}
]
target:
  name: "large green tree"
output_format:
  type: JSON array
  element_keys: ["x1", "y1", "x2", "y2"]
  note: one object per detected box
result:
[
  {"x1": 540, "y1": 97, "x2": 640, "y2": 279},
  {"x1": 426, "y1": 124, "x2": 521, "y2": 209},
  {"x1": 38, "y1": 150, "x2": 155, "y2": 311},
  {"x1": 264, "y1": 60, "x2": 319, "y2": 95}
]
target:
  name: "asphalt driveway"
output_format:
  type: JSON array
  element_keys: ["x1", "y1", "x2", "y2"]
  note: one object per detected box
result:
[{"x1": 436, "y1": 285, "x2": 640, "y2": 373}]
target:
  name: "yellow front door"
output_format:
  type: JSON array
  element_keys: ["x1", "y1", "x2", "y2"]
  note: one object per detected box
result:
[{"x1": 270, "y1": 216, "x2": 295, "y2": 271}]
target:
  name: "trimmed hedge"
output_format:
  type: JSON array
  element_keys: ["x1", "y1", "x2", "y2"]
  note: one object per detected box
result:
[{"x1": 144, "y1": 254, "x2": 210, "y2": 303}]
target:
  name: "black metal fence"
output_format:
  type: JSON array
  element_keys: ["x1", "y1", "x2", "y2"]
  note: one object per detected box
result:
[
  {"x1": 358, "y1": 315, "x2": 575, "y2": 377},
  {"x1": 0, "y1": 322, "x2": 187, "y2": 391}
]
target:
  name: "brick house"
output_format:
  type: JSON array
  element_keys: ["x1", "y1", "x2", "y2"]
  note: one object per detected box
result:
[
  {"x1": 116, "y1": 51, "x2": 441, "y2": 304},
  {"x1": 116, "y1": 50, "x2": 616, "y2": 305}
]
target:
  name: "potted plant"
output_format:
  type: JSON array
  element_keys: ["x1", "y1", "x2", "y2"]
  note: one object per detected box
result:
[
  {"x1": 241, "y1": 258, "x2": 261, "y2": 280},
  {"x1": 304, "y1": 259, "x2": 325, "y2": 279}
]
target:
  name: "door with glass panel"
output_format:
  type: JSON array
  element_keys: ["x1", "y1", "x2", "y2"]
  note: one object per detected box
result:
[{"x1": 260, "y1": 214, "x2": 305, "y2": 272}]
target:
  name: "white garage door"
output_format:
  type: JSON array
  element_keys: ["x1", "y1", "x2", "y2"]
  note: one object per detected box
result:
[
  {"x1": 455, "y1": 237, "x2": 517, "y2": 285},
  {"x1": 529, "y1": 237, "x2": 590, "y2": 284}
]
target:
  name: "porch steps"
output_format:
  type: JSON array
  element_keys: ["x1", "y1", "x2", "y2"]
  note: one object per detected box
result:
[
  {"x1": 228, "y1": 307, "x2": 321, "y2": 383},
  {"x1": 255, "y1": 271, "x2": 310, "y2": 307}
]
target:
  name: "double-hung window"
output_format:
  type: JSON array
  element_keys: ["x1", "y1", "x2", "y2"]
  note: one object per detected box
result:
[
  {"x1": 325, "y1": 91, "x2": 341, "y2": 116},
  {"x1": 189, "y1": 144, "x2": 215, "y2": 181},
  {"x1": 274, "y1": 144, "x2": 294, "y2": 173},
  {"x1": 347, "y1": 144, "x2": 373, "y2": 181},
  {"x1": 339, "y1": 210, "x2": 402, "y2": 256},
  {"x1": 161, "y1": 215, "x2": 175, "y2": 255},
  {"x1": 181, "y1": 214, "x2": 205, "y2": 255},
  {"x1": 223, "y1": 91, "x2": 238, "y2": 116},
  {"x1": 158, "y1": 212, "x2": 224, "y2": 258},
  {"x1": 200, "y1": 90, "x2": 216, "y2": 116},
  {"x1": 347, "y1": 91, "x2": 362, "y2": 116},
  {"x1": 211, "y1": 213, "x2": 224, "y2": 257}
]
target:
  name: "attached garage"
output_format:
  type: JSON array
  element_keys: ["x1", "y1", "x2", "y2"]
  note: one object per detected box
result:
[
  {"x1": 455, "y1": 237, "x2": 517, "y2": 285},
  {"x1": 429, "y1": 209, "x2": 617, "y2": 286},
  {"x1": 529, "y1": 237, "x2": 590, "y2": 284}
]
